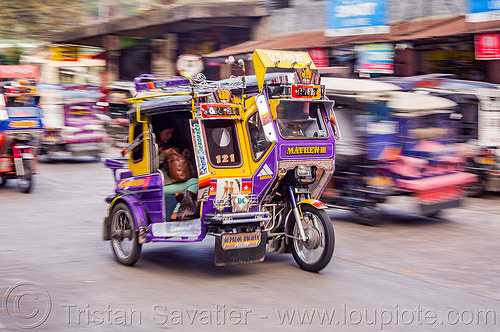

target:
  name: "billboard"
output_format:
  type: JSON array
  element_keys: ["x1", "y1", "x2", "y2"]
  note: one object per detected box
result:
[
  {"x1": 325, "y1": 0, "x2": 389, "y2": 37},
  {"x1": 467, "y1": 0, "x2": 500, "y2": 23},
  {"x1": 356, "y1": 43, "x2": 394, "y2": 74}
]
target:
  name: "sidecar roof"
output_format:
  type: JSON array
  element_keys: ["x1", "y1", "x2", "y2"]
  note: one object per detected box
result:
[
  {"x1": 387, "y1": 91, "x2": 457, "y2": 116},
  {"x1": 127, "y1": 72, "x2": 294, "y2": 121}
]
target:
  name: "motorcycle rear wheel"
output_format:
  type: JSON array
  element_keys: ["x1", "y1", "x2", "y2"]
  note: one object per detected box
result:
[
  {"x1": 289, "y1": 205, "x2": 335, "y2": 272},
  {"x1": 110, "y1": 203, "x2": 142, "y2": 266}
]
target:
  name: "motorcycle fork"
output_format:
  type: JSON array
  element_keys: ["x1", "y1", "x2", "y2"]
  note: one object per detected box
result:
[{"x1": 288, "y1": 185, "x2": 307, "y2": 241}]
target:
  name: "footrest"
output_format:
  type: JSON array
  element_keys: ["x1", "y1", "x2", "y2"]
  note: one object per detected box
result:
[{"x1": 151, "y1": 219, "x2": 201, "y2": 237}]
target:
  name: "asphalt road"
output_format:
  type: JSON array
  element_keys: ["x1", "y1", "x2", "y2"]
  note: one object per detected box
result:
[{"x1": 1, "y1": 152, "x2": 499, "y2": 331}]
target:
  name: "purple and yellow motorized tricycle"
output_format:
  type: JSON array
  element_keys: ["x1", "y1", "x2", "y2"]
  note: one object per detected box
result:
[{"x1": 103, "y1": 49, "x2": 340, "y2": 271}]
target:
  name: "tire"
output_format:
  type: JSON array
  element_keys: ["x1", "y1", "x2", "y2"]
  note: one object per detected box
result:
[
  {"x1": 352, "y1": 207, "x2": 380, "y2": 226},
  {"x1": 289, "y1": 204, "x2": 335, "y2": 272},
  {"x1": 0, "y1": 175, "x2": 7, "y2": 186},
  {"x1": 463, "y1": 177, "x2": 485, "y2": 197},
  {"x1": 110, "y1": 203, "x2": 142, "y2": 266},
  {"x1": 18, "y1": 159, "x2": 33, "y2": 193}
]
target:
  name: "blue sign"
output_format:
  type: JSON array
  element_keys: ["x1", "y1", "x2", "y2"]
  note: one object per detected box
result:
[
  {"x1": 325, "y1": 0, "x2": 389, "y2": 37},
  {"x1": 467, "y1": 0, "x2": 500, "y2": 22}
]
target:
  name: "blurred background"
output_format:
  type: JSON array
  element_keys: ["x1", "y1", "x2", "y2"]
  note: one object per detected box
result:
[{"x1": 1, "y1": 0, "x2": 498, "y2": 82}]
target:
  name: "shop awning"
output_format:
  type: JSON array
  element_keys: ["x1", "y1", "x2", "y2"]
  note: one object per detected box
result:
[{"x1": 204, "y1": 14, "x2": 500, "y2": 58}]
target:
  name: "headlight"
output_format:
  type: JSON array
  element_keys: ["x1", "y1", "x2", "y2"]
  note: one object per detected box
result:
[
  {"x1": 296, "y1": 165, "x2": 312, "y2": 177},
  {"x1": 15, "y1": 133, "x2": 34, "y2": 142},
  {"x1": 294, "y1": 165, "x2": 315, "y2": 184}
]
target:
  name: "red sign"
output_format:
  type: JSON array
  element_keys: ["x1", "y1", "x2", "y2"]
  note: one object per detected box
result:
[
  {"x1": 0, "y1": 65, "x2": 38, "y2": 79},
  {"x1": 475, "y1": 34, "x2": 500, "y2": 60},
  {"x1": 308, "y1": 48, "x2": 328, "y2": 67},
  {"x1": 291, "y1": 84, "x2": 321, "y2": 99}
]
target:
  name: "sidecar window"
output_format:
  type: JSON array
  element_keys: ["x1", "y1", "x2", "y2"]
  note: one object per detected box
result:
[
  {"x1": 247, "y1": 111, "x2": 271, "y2": 160},
  {"x1": 203, "y1": 119, "x2": 242, "y2": 167},
  {"x1": 5, "y1": 96, "x2": 41, "y2": 118},
  {"x1": 276, "y1": 101, "x2": 328, "y2": 139},
  {"x1": 132, "y1": 124, "x2": 144, "y2": 163}
]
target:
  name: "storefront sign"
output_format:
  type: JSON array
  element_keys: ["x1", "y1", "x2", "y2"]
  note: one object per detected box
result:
[
  {"x1": 0, "y1": 65, "x2": 38, "y2": 79},
  {"x1": 467, "y1": 0, "x2": 500, "y2": 22},
  {"x1": 325, "y1": 0, "x2": 389, "y2": 37},
  {"x1": 356, "y1": 43, "x2": 394, "y2": 74},
  {"x1": 50, "y1": 46, "x2": 79, "y2": 61},
  {"x1": 475, "y1": 33, "x2": 500, "y2": 59}
]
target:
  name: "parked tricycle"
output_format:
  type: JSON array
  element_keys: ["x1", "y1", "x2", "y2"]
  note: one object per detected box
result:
[
  {"x1": 0, "y1": 67, "x2": 43, "y2": 193},
  {"x1": 40, "y1": 85, "x2": 109, "y2": 160},
  {"x1": 320, "y1": 77, "x2": 476, "y2": 223},
  {"x1": 103, "y1": 49, "x2": 339, "y2": 271}
]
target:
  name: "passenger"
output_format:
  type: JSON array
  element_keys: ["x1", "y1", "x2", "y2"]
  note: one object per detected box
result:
[{"x1": 157, "y1": 124, "x2": 198, "y2": 220}]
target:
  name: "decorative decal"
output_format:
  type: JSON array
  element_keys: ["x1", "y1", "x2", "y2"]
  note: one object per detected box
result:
[
  {"x1": 8, "y1": 120, "x2": 40, "y2": 128},
  {"x1": 190, "y1": 119, "x2": 211, "y2": 201},
  {"x1": 257, "y1": 164, "x2": 273, "y2": 180}
]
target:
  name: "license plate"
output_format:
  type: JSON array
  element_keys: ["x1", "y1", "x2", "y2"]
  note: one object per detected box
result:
[
  {"x1": 222, "y1": 232, "x2": 261, "y2": 250},
  {"x1": 14, "y1": 158, "x2": 24, "y2": 176},
  {"x1": 291, "y1": 84, "x2": 321, "y2": 99}
]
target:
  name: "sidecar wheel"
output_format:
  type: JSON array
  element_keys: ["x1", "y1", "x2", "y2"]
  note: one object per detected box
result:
[
  {"x1": 18, "y1": 160, "x2": 33, "y2": 193},
  {"x1": 289, "y1": 205, "x2": 335, "y2": 272},
  {"x1": 110, "y1": 203, "x2": 142, "y2": 266}
]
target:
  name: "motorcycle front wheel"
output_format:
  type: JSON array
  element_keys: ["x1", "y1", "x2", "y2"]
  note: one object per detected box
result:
[
  {"x1": 18, "y1": 159, "x2": 33, "y2": 193},
  {"x1": 289, "y1": 204, "x2": 335, "y2": 272},
  {"x1": 110, "y1": 203, "x2": 142, "y2": 266}
]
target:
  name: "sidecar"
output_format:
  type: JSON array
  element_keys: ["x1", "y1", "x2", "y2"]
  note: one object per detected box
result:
[
  {"x1": 321, "y1": 78, "x2": 476, "y2": 222},
  {"x1": 379, "y1": 76, "x2": 500, "y2": 196}
]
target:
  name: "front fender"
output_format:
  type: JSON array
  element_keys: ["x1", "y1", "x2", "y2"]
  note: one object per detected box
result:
[
  {"x1": 103, "y1": 194, "x2": 147, "y2": 241},
  {"x1": 298, "y1": 199, "x2": 328, "y2": 210}
]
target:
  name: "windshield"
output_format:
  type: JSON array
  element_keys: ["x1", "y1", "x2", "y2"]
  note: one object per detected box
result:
[
  {"x1": 276, "y1": 101, "x2": 328, "y2": 139},
  {"x1": 5, "y1": 96, "x2": 41, "y2": 118}
]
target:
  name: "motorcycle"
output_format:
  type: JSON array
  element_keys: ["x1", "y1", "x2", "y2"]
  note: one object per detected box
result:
[
  {"x1": 0, "y1": 78, "x2": 43, "y2": 193},
  {"x1": 102, "y1": 49, "x2": 339, "y2": 271}
]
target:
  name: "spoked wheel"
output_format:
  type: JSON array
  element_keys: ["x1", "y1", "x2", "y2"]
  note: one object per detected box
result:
[
  {"x1": 17, "y1": 159, "x2": 33, "y2": 193},
  {"x1": 289, "y1": 205, "x2": 335, "y2": 272},
  {"x1": 110, "y1": 203, "x2": 142, "y2": 266}
]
